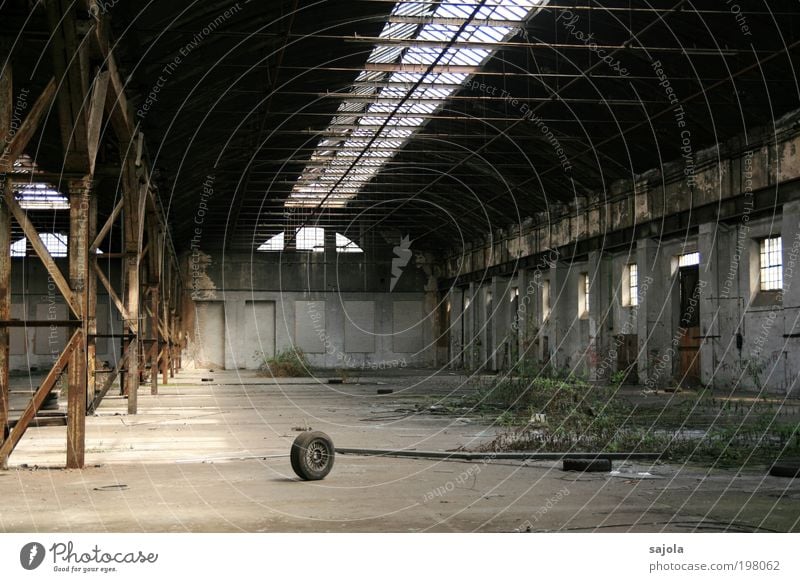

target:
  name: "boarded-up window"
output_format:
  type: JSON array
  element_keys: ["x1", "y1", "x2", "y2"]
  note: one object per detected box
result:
[{"x1": 344, "y1": 301, "x2": 375, "y2": 353}]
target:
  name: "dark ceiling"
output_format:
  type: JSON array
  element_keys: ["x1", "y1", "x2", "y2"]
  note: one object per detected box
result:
[{"x1": 3, "y1": 0, "x2": 800, "y2": 253}]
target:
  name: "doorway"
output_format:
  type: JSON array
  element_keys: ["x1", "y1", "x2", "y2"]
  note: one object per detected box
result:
[{"x1": 678, "y1": 265, "x2": 702, "y2": 387}]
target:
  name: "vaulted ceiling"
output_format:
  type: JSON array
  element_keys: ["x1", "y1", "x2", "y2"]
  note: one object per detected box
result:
[{"x1": 3, "y1": 0, "x2": 799, "y2": 253}]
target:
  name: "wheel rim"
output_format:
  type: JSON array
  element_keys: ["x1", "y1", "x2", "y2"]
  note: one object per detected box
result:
[{"x1": 306, "y1": 440, "x2": 330, "y2": 472}]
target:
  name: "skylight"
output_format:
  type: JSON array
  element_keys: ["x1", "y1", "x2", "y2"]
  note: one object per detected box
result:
[
  {"x1": 15, "y1": 183, "x2": 70, "y2": 210},
  {"x1": 11, "y1": 155, "x2": 71, "y2": 210},
  {"x1": 286, "y1": 0, "x2": 545, "y2": 208}
]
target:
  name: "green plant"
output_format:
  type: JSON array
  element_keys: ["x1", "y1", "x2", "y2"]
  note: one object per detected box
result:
[
  {"x1": 741, "y1": 358, "x2": 767, "y2": 391},
  {"x1": 610, "y1": 370, "x2": 626, "y2": 386},
  {"x1": 260, "y1": 348, "x2": 311, "y2": 377}
]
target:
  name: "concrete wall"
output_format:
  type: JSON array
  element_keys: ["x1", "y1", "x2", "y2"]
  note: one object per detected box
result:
[{"x1": 183, "y1": 241, "x2": 439, "y2": 370}]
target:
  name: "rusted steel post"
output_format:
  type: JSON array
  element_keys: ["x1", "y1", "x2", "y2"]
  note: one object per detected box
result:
[
  {"x1": 122, "y1": 164, "x2": 141, "y2": 414},
  {"x1": 150, "y1": 285, "x2": 159, "y2": 394},
  {"x1": 66, "y1": 177, "x2": 91, "y2": 469},
  {"x1": 0, "y1": 178, "x2": 11, "y2": 469},
  {"x1": 86, "y1": 192, "x2": 97, "y2": 406}
]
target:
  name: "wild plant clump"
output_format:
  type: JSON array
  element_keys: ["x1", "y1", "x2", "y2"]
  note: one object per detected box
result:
[
  {"x1": 460, "y1": 370, "x2": 800, "y2": 466},
  {"x1": 260, "y1": 348, "x2": 311, "y2": 377}
]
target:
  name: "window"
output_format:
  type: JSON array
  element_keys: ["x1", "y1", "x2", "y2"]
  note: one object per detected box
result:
[
  {"x1": 542, "y1": 280, "x2": 551, "y2": 321},
  {"x1": 679, "y1": 252, "x2": 700, "y2": 267},
  {"x1": 258, "y1": 232, "x2": 284, "y2": 252},
  {"x1": 760, "y1": 236, "x2": 783, "y2": 291},
  {"x1": 628, "y1": 264, "x2": 638, "y2": 306},
  {"x1": 258, "y1": 229, "x2": 363, "y2": 253},
  {"x1": 10, "y1": 238, "x2": 26, "y2": 257},
  {"x1": 579, "y1": 273, "x2": 590, "y2": 317},
  {"x1": 10, "y1": 234, "x2": 68, "y2": 257},
  {"x1": 335, "y1": 233, "x2": 363, "y2": 253},
  {"x1": 295, "y1": 227, "x2": 324, "y2": 252},
  {"x1": 583, "y1": 273, "x2": 591, "y2": 315}
]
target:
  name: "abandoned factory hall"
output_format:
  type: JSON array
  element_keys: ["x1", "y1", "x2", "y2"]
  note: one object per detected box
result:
[{"x1": 1, "y1": 0, "x2": 800, "y2": 540}]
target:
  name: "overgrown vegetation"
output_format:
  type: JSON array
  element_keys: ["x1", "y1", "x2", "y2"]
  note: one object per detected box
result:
[
  {"x1": 260, "y1": 348, "x2": 311, "y2": 377},
  {"x1": 455, "y1": 369, "x2": 800, "y2": 467}
]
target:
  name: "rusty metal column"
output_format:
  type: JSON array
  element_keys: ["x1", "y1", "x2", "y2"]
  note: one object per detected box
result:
[
  {"x1": 86, "y1": 192, "x2": 97, "y2": 406},
  {"x1": 0, "y1": 56, "x2": 13, "y2": 470},
  {"x1": 0, "y1": 180, "x2": 11, "y2": 469},
  {"x1": 150, "y1": 285, "x2": 158, "y2": 395},
  {"x1": 66, "y1": 177, "x2": 91, "y2": 469},
  {"x1": 122, "y1": 165, "x2": 141, "y2": 415}
]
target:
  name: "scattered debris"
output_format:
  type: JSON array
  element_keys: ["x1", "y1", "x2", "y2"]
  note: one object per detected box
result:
[
  {"x1": 769, "y1": 461, "x2": 800, "y2": 478},
  {"x1": 93, "y1": 484, "x2": 129, "y2": 492},
  {"x1": 562, "y1": 458, "x2": 612, "y2": 472},
  {"x1": 609, "y1": 470, "x2": 661, "y2": 480}
]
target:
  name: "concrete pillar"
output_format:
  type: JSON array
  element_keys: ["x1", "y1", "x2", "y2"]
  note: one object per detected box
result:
[
  {"x1": 490, "y1": 276, "x2": 508, "y2": 370},
  {"x1": 587, "y1": 250, "x2": 601, "y2": 380},
  {"x1": 781, "y1": 201, "x2": 800, "y2": 393},
  {"x1": 782, "y1": 201, "x2": 800, "y2": 332},
  {"x1": 549, "y1": 260, "x2": 570, "y2": 370},
  {"x1": 515, "y1": 268, "x2": 530, "y2": 366},
  {"x1": 448, "y1": 288, "x2": 462, "y2": 369},
  {"x1": 636, "y1": 238, "x2": 669, "y2": 388},
  {"x1": 698, "y1": 221, "x2": 733, "y2": 387},
  {"x1": 466, "y1": 282, "x2": 477, "y2": 369}
]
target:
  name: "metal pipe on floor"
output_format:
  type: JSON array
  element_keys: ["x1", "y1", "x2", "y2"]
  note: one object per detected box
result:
[{"x1": 335, "y1": 448, "x2": 661, "y2": 461}]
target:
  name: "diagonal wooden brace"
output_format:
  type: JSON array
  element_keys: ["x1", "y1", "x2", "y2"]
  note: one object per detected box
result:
[{"x1": 0, "y1": 329, "x2": 81, "y2": 465}]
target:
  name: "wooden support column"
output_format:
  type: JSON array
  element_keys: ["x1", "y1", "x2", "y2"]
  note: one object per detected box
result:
[
  {"x1": 0, "y1": 180, "x2": 11, "y2": 468},
  {"x1": 86, "y1": 193, "x2": 97, "y2": 406},
  {"x1": 0, "y1": 62, "x2": 12, "y2": 468},
  {"x1": 147, "y1": 217, "x2": 161, "y2": 395},
  {"x1": 122, "y1": 165, "x2": 143, "y2": 414},
  {"x1": 66, "y1": 177, "x2": 91, "y2": 469},
  {"x1": 150, "y1": 285, "x2": 158, "y2": 395}
]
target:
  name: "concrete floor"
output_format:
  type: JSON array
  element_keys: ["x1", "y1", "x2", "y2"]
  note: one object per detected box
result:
[{"x1": 1, "y1": 369, "x2": 799, "y2": 532}]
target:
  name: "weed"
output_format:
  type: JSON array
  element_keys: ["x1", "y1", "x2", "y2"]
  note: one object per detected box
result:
[
  {"x1": 260, "y1": 348, "x2": 311, "y2": 377},
  {"x1": 457, "y1": 372, "x2": 800, "y2": 467}
]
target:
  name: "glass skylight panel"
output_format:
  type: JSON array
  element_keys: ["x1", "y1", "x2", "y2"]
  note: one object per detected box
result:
[
  {"x1": 287, "y1": 0, "x2": 544, "y2": 208},
  {"x1": 15, "y1": 183, "x2": 70, "y2": 210},
  {"x1": 380, "y1": 22, "x2": 418, "y2": 39},
  {"x1": 368, "y1": 46, "x2": 404, "y2": 63}
]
